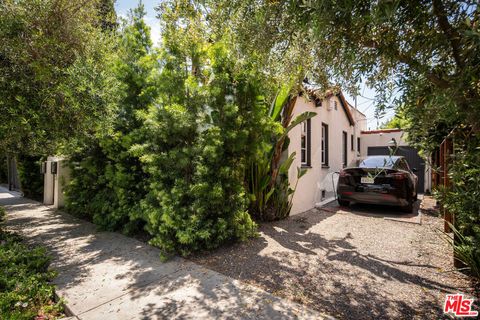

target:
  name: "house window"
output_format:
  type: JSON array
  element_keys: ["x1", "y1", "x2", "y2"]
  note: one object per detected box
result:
[
  {"x1": 334, "y1": 100, "x2": 338, "y2": 110},
  {"x1": 357, "y1": 137, "x2": 361, "y2": 153},
  {"x1": 301, "y1": 119, "x2": 311, "y2": 166},
  {"x1": 351, "y1": 134, "x2": 354, "y2": 151},
  {"x1": 342, "y1": 131, "x2": 347, "y2": 167},
  {"x1": 321, "y1": 123, "x2": 329, "y2": 166}
]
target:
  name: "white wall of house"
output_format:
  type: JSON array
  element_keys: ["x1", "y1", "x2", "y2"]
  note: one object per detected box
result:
[
  {"x1": 359, "y1": 130, "x2": 408, "y2": 157},
  {"x1": 288, "y1": 94, "x2": 366, "y2": 215}
]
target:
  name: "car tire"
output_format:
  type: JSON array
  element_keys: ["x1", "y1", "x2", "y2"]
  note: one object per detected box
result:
[
  {"x1": 338, "y1": 199, "x2": 350, "y2": 207},
  {"x1": 413, "y1": 193, "x2": 418, "y2": 201}
]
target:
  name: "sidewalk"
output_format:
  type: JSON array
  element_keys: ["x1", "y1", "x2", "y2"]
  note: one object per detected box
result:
[{"x1": 0, "y1": 187, "x2": 326, "y2": 320}]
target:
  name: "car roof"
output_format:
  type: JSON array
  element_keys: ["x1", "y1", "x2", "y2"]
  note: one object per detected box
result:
[
  {"x1": 350, "y1": 155, "x2": 404, "y2": 168},
  {"x1": 362, "y1": 155, "x2": 404, "y2": 161}
]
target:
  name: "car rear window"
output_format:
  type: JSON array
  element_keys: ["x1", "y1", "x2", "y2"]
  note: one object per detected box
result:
[{"x1": 357, "y1": 157, "x2": 396, "y2": 168}]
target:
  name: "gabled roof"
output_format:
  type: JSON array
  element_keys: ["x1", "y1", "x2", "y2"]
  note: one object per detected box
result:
[
  {"x1": 336, "y1": 92, "x2": 355, "y2": 126},
  {"x1": 303, "y1": 84, "x2": 355, "y2": 126},
  {"x1": 361, "y1": 129, "x2": 403, "y2": 134}
]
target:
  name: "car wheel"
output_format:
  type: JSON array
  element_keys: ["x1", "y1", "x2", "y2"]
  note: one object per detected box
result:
[
  {"x1": 413, "y1": 193, "x2": 418, "y2": 201},
  {"x1": 338, "y1": 199, "x2": 350, "y2": 207}
]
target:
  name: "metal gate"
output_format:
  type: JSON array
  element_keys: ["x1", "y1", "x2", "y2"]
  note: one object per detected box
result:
[{"x1": 367, "y1": 146, "x2": 425, "y2": 193}]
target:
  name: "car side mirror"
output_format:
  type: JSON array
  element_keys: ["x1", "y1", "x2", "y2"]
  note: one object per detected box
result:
[{"x1": 412, "y1": 168, "x2": 418, "y2": 173}]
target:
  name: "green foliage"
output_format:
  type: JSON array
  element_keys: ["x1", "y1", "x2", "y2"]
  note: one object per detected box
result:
[
  {"x1": 65, "y1": 3, "x2": 159, "y2": 234},
  {"x1": 210, "y1": 0, "x2": 480, "y2": 281},
  {"x1": 447, "y1": 223, "x2": 480, "y2": 281},
  {"x1": 381, "y1": 106, "x2": 410, "y2": 130},
  {"x1": 64, "y1": 143, "x2": 110, "y2": 222},
  {"x1": 0, "y1": 227, "x2": 63, "y2": 319},
  {"x1": 62, "y1": 0, "x2": 311, "y2": 255},
  {"x1": 0, "y1": 0, "x2": 119, "y2": 156},
  {"x1": 247, "y1": 93, "x2": 316, "y2": 221},
  {"x1": 437, "y1": 133, "x2": 480, "y2": 280},
  {"x1": 96, "y1": 0, "x2": 117, "y2": 31},
  {"x1": 136, "y1": 3, "x2": 263, "y2": 255},
  {"x1": 17, "y1": 155, "x2": 44, "y2": 201}
]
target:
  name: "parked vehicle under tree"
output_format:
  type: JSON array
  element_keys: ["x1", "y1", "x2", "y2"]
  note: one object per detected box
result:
[{"x1": 337, "y1": 156, "x2": 418, "y2": 212}]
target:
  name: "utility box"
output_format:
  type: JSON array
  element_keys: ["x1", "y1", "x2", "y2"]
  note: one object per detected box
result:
[{"x1": 43, "y1": 156, "x2": 70, "y2": 208}]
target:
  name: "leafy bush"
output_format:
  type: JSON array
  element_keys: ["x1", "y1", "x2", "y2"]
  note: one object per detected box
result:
[
  {"x1": 17, "y1": 155, "x2": 44, "y2": 201},
  {"x1": 64, "y1": 1, "x2": 303, "y2": 256},
  {"x1": 64, "y1": 143, "x2": 109, "y2": 223},
  {"x1": 438, "y1": 134, "x2": 480, "y2": 281},
  {"x1": 0, "y1": 0, "x2": 119, "y2": 156},
  {"x1": 0, "y1": 210, "x2": 63, "y2": 319},
  {"x1": 448, "y1": 224, "x2": 480, "y2": 281},
  {"x1": 65, "y1": 4, "x2": 158, "y2": 235},
  {"x1": 137, "y1": 34, "x2": 263, "y2": 256},
  {"x1": 247, "y1": 90, "x2": 315, "y2": 221}
]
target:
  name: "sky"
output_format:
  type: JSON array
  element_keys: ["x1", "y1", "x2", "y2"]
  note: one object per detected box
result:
[{"x1": 115, "y1": 0, "x2": 395, "y2": 130}]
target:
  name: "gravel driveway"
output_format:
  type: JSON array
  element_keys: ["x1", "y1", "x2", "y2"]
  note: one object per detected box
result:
[{"x1": 191, "y1": 196, "x2": 476, "y2": 319}]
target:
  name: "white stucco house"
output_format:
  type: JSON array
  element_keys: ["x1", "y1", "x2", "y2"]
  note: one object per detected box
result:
[
  {"x1": 288, "y1": 88, "x2": 430, "y2": 214},
  {"x1": 287, "y1": 88, "x2": 367, "y2": 214}
]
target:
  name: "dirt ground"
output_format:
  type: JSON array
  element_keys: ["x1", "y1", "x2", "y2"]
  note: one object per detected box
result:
[{"x1": 191, "y1": 196, "x2": 477, "y2": 319}]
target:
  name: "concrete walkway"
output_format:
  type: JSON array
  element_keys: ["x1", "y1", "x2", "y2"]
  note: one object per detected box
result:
[{"x1": 0, "y1": 187, "x2": 326, "y2": 320}]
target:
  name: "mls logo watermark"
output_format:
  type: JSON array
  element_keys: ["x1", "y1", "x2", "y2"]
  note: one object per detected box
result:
[{"x1": 444, "y1": 293, "x2": 478, "y2": 317}]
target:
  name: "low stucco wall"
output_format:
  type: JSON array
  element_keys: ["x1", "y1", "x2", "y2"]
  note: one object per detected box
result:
[{"x1": 44, "y1": 156, "x2": 70, "y2": 208}]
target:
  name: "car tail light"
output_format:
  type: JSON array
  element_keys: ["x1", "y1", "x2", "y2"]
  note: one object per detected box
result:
[
  {"x1": 339, "y1": 170, "x2": 351, "y2": 177},
  {"x1": 390, "y1": 172, "x2": 407, "y2": 180}
]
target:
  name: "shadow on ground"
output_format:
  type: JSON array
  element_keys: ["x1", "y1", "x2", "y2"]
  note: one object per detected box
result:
[
  {"x1": 1, "y1": 192, "x2": 320, "y2": 319},
  {"x1": 191, "y1": 199, "x2": 473, "y2": 320}
]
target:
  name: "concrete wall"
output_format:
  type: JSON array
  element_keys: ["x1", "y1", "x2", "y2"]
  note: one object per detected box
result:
[
  {"x1": 43, "y1": 156, "x2": 70, "y2": 208},
  {"x1": 359, "y1": 130, "x2": 408, "y2": 157},
  {"x1": 288, "y1": 95, "x2": 366, "y2": 214}
]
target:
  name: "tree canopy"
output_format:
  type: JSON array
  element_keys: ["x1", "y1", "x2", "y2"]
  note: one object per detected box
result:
[
  {"x1": 208, "y1": 0, "x2": 479, "y2": 146},
  {"x1": 0, "y1": 0, "x2": 118, "y2": 156}
]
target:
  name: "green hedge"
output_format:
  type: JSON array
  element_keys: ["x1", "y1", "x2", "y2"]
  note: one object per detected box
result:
[
  {"x1": 64, "y1": 6, "x2": 270, "y2": 257},
  {"x1": 0, "y1": 207, "x2": 63, "y2": 319},
  {"x1": 17, "y1": 155, "x2": 44, "y2": 201},
  {"x1": 439, "y1": 135, "x2": 480, "y2": 281}
]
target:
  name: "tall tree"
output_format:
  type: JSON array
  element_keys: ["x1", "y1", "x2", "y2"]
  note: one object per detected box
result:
[
  {"x1": 136, "y1": 0, "x2": 267, "y2": 256},
  {"x1": 0, "y1": 0, "x2": 118, "y2": 156},
  {"x1": 208, "y1": 0, "x2": 479, "y2": 140},
  {"x1": 208, "y1": 0, "x2": 480, "y2": 277},
  {"x1": 65, "y1": 2, "x2": 160, "y2": 234},
  {"x1": 96, "y1": 0, "x2": 117, "y2": 31}
]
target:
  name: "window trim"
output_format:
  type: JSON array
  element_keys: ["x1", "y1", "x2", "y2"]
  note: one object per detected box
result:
[
  {"x1": 342, "y1": 131, "x2": 348, "y2": 167},
  {"x1": 301, "y1": 119, "x2": 311, "y2": 167},
  {"x1": 321, "y1": 123, "x2": 329, "y2": 167}
]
